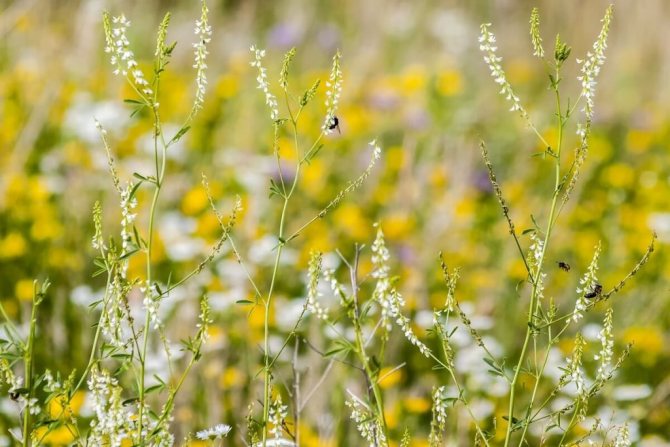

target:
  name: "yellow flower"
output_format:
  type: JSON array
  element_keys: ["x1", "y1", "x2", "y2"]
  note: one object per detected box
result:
[
  {"x1": 15, "y1": 278, "x2": 35, "y2": 302},
  {"x1": 181, "y1": 186, "x2": 209, "y2": 216},
  {"x1": 220, "y1": 366, "x2": 245, "y2": 388},
  {"x1": 436, "y1": 69, "x2": 463, "y2": 96},
  {"x1": 378, "y1": 366, "x2": 404, "y2": 389},
  {"x1": 0, "y1": 232, "x2": 27, "y2": 258},
  {"x1": 382, "y1": 213, "x2": 415, "y2": 241},
  {"x1": 623, "y1": 326, "x2": 663, "y2": 366},
  {"x1": 589, "y1": 133, "x2": 613, "y2": 161},
  {"x1": 384, "y1": 403, "x2": 399, "y2": 429},
  {"x1": 627, "y1": 128, "x2": 653, "y2": 154},
  {"x1": 31, "y1": 212, "x2": 64, "y2": 241},
  {"x1": 300, "y1": 158, "x2": 327, "y2": 198},
  {"x1": 403, "y1": 396, "x2": 431, "y2": 413},
  {"x1": 334, "y1": 203, "x2": 370, "y2": 240},
  {"x1": 401, "y1": 65, "x2": 427, "y2": 94},
  {"x1": 33, "y1": 425, "x2": 76, "y2": 445},
  {"x1": 385, "y1": 146, "x2": 405, "y2": 172},
  {"x1": 602, "y1": 163, "x2": 635, "y2": 189}
]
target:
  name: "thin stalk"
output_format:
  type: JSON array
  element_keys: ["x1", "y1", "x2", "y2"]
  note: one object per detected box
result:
[
  {"x1": 138, "y1": 103, "x2": 167, "y2": 441},
  {"x1": 436, "y1": 322, "x2": 490, "y2": 446},
  {"x1": 261, "y1": 104, "x2": 304, "y2": 446},
  {"x1": 349, "y1": 247, "x2": 388, "y2": 439},
  {"x1": 21, "y1": 283, "x2": 40, "y2": 447},
  {"x1": 504, "y1": 70, "x2": 564, "y2": 447}
]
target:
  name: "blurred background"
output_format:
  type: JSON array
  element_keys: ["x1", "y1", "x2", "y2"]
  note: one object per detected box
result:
[{"x1": 1, "y1": 0, "x2": 669, "y2": 445}]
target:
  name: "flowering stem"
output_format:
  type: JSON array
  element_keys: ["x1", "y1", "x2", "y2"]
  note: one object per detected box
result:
[
  {"x1": 435, "y1": 321, "x2": 490, "y2": 446},
  {"x1": 504, "y1": 66, "x2": 565, "y2": 447},
  {"x1": 22, "y1": 282, "x2": 41, "y2": 447},
  {"x1": 262, "y1": 105, "x2": 305, "y2": 446},
  {"x1": 349, "y1": 246, "x2": 389, "y2": 440},
  {"x1": 138, "y1": 103, "x2": 166, "y2": 441}
]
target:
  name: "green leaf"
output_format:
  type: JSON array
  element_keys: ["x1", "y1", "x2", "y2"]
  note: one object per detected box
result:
[{"x1": 170, "y1": 126, "x2": 191, "y2": 144}]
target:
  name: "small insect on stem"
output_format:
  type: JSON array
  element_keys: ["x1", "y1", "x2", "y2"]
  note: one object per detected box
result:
[
  {"x1": 584, "y1": 283, "x2": 603, "y2": 299},
  {"x1": 557, "y1": 261, "x2": 571, "y2": 272},
  {"x1": 328, "y1": 116, "x2": 341, "y2": 134}
]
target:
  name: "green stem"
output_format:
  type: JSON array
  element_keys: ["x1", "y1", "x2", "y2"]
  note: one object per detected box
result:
[
  {"x1": 22, "y1": 282, "x2": 40, "y2": 447},
  {"x1": 138, "y1": 104, "x2": 167, "y2": 442},
  {"x1": 504, "y1": 70, "x2": 564, "y2": 447},
  {"x1": 262, "y1": 107, "x2": 304, "y2": 446},
  {"x1": 436, "y1": 320, "x2": 490, "y2": 446}
]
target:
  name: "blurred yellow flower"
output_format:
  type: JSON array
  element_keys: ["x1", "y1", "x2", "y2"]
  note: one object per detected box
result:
[
  {"x1": 34, "y1": 424, "x2": 76, "y2": 445},
  {"x1": 385, "y1": 146, "x2": 405, "y2": 172},
  {"x1": 602, "y1": 163, "x2": 635, "y2": 189},
  {"x1": 0, "y1": 232, "x2": 27, "y2": 258},
  {"x1": 182, "y1": 186, "x2": 209, "y2": 216},
  {"x1": 383, "y1": 213, "x2": 414, "y2": 241},
  {"x1": 300, "y1": 158, "x2": 327, "y2": 198},
  {"x1": 436, "y1": 69, "x2": 463, "y2": 96},
  {"x1": 384, "y1": 403, "x2": 399, "y2": 429},
  {"x1": 15, "y1": 278, "x2": 34, "y2": 302},
  {"x1": 403, "y1": 396, "x2": 431, "y2": 413},
  {"x1": 334, "y1": 203, "x2": 370, "y2": 240},
  {"x1": 47, "y1": 391, "x2": 85, "y2": 419},
  {"x1": 31, "y1": 213, "x2": 64, "y2": 241},
  {"x1": 623, "y1": 326, "x2": 664, "y2": 366},
  {"x1": 589, "y1": 133, "x2": 613, "y2": 161},
  {"x1": 401, "y1": 65, "x2": 427, "y2": 95},
  {"x1": 220, "y1": 366, "x2": 245, "y2": 388},
  {"x1": 627, "y1": 128, "x2": 653, "y2": 153},
  {"x1": 378, "y1": 366, "x2": 404, "y2": 389}
]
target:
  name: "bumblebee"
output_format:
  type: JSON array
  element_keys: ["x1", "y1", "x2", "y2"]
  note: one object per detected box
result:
[
  {"x1": 557, "y1": 261, "x2": 570, "y2": 272},
  {"x1": 584, "y1": 283, "x2": 603, "y2": 299},
  {"x1": 328, "y1": 116, "x2": 340, "y2": 133}
]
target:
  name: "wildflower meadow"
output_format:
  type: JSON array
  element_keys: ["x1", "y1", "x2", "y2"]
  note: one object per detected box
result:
[{"x1": 1, "y1": 1, "x2": 670, "y2": 446}]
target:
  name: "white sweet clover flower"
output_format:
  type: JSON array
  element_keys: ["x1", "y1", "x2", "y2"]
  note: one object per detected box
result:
[
  {"x1": 323, "y1": 268, "x2": 347, "y2": 305},
  {"x1": 192, "y1": 2, "x2": 212, "y2": 112},
  {"x1": 100, "y1": 274, "x2": 132, "y2": 348},
  {"x1": 306, "y1": 251, "x2": 328, "y2": 320},
  {"x1": 103, "y1": 14, "x2": 153, "y2": 97},
  {"x1": 370, "y1": 139, "x2": 382, "y2": 161},
  {"x1": 478, "y1": 23, "x2": 527, "y2": 116},
  {"x1": 0, "y1": 359, "x2": 23, "y2": 393},
  {"x1": 196, "y1": 423, "x2": 232, "y2": 440},
  {"x1": 119, "y1": 182, "x2": 137, "y2": 261},
  {"x1": 529, "y1": 8, "x2": 544, "y2": 58},
  {"x1": 269, "y1": 394, "x2": 288, "y2": 441},
  {"x1": 92, "y1": 201, "x2": 106, "y2": 251},
  {"x1": 371, "y1": 228, "x2": 431, "y2": 357},
  {"x1": 572, "y1": 243, "x2": 601, "y2": 323},
  {"x1": 137, "y1": 402, "x2": 173, "y2": 446},
  {"x1": 322, "y1": 50, "x2": 342, "y2": 134},
  {"x1": 371, "y1": 226, "x2": 393, "y2": 333},
  {"x1": 88, "y1": 367, "x2": 134, "y2": 447},
  {"x1": 250, "y1": 45, "x2": 279, "y2": 120},
  {"x1": 142, "y1": 281, "x2": 162, "y2": 331},
  {"x1": 346, "y1": 395, "x2": 387, "y2": 447},
  {"x1": 432, "y1": 385, "x2": 449, "y2": 427},
  {"x1": 594, "y1": 307, "x2": 614, "y2": 380},
  {"x1": 196, "y1": 295, "x2": 213, "y2": 345},
  {"x1": 562, "y1": 333, "x2": 588, "y2": 418},
  {"x1": 577, "y1": 6, "x2": 613, "y2": 123},
  {"x1": 528, "y1": 233, "x2": 547, "y2": 300},
  {"x1": 613, "y1": 423, "x2": 630, "y2": 447}
]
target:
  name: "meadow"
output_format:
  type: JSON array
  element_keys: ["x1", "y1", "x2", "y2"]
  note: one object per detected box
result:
[{"x1": 1, "y1": 0, "x2": 669, "y2": 445}]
